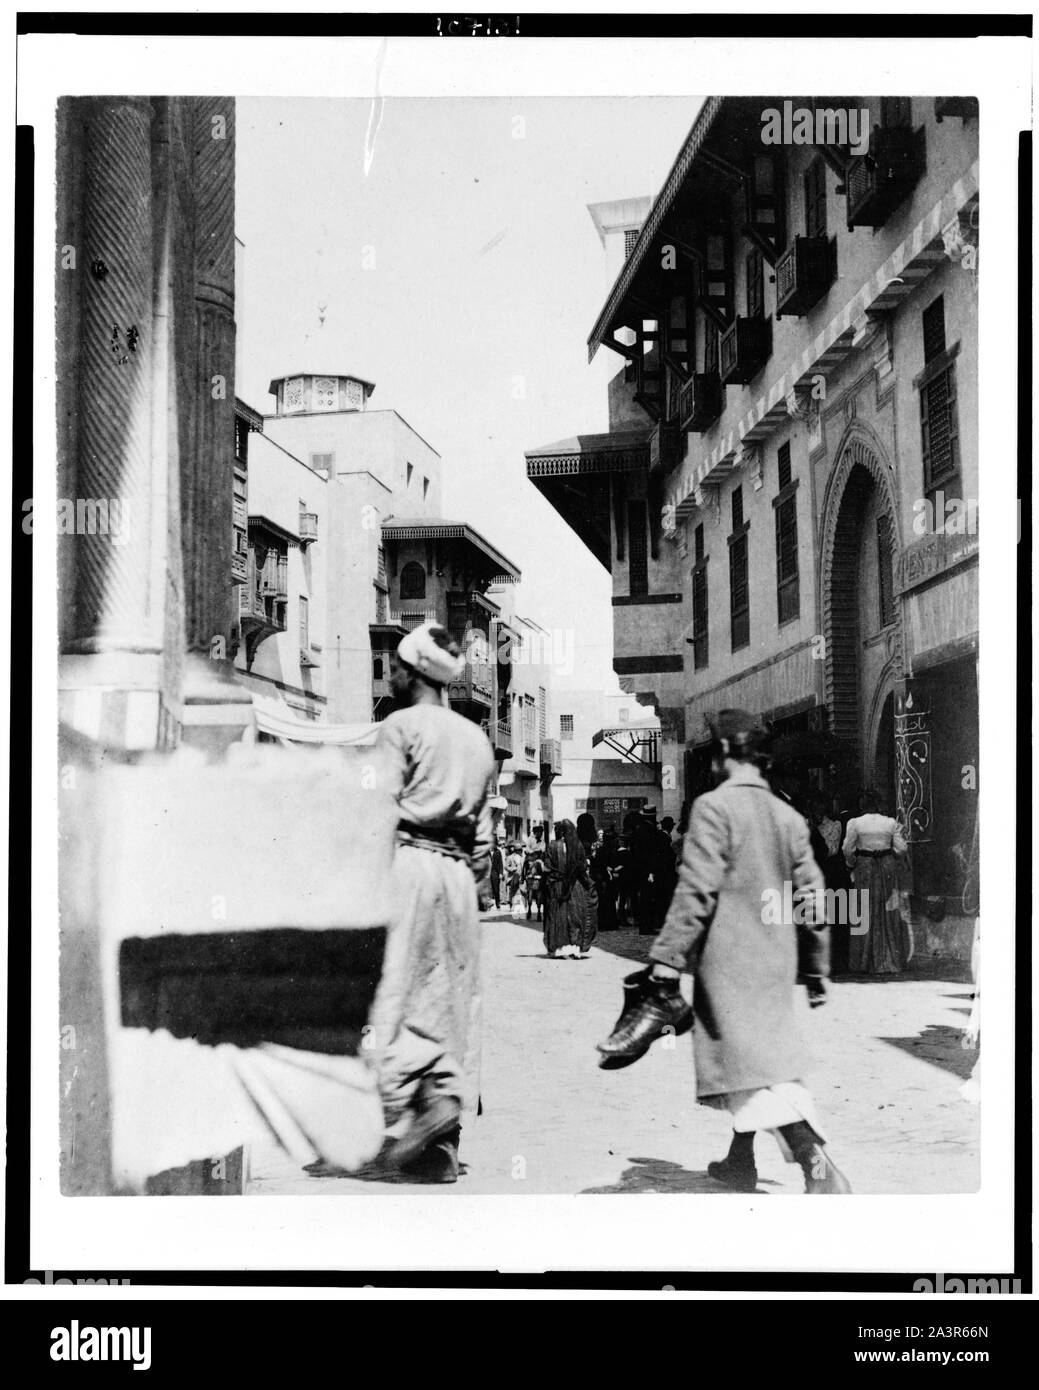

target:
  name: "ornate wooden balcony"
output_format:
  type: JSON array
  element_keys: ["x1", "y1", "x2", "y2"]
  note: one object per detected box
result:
[
  {"x1": 719, "y1": 316, "x2": 772, "y2": 386},
  {"x1": 299, "y1": 512, "x2": 318, "y2": 544},
  {"x1": 448, "y1": 660, "x2": 494, "y2": 708},
  {"x1": 844, "y1": 126, "x2": 925, "y2": 230},
  {"x1": 493, "y1": 720, "x2": 514, "y2": 758},
  {"x1": 775, "y1": 236, "x2": 836, "y2": 318},
  {"x1": 539, "y1": 738, "x2": 562, "y2": 777},
  {"x1": 231, "y1": 549, "x2": 248, "y2": 585},
  {"x1": 678, "y1": 372, "x2": 722, "y2": 432}
]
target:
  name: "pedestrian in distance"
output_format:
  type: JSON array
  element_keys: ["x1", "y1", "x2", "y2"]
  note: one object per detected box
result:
[
  {"x1": 489, "y1": 842, "x2": 504, "y2": 910},
  {"x1": 575, "y1": 813, "x2": 601, "y2": 954},
  {"x1": 596, "y1": 708, "x2": 851, "y2": 1195},
  {"x1": 542, "y1": 819, "x2": 595, "y2": 958},
  {"x1": 843, "y1": 789, "x2": 911, "y2": 974},
  {"x1": 504, "y1": 843, "x2": 524, "y2": 910}
]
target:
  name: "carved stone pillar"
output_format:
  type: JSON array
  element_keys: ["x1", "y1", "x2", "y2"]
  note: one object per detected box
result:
[
  {"x1": 65, "y1": 97, "x2": 158, "y2": 655},
  {"x1": 894, "y1": 685, "x2": 933, "y2": 843},
  {"x1": 58, "y1": 97, "x2": 173, "y2": 751}
]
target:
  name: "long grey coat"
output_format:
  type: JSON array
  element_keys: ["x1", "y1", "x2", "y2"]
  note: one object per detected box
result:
[{"x1": 649, "y1": 764, "x2": 826, "y2": 1098}]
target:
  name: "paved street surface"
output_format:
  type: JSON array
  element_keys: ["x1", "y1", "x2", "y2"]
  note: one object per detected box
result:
[{"x1": 249, "y1": 910, "x2": 979, "y2": 1197}]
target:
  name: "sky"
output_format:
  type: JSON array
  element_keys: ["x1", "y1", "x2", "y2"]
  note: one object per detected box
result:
[{"x1": 236, "y1": 95, "x2": 700, "y2": 693}]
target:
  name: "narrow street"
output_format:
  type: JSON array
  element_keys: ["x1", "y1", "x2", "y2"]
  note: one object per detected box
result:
[{"x1": 249, "y1": 911, "x2": 979, "y2": 1197}]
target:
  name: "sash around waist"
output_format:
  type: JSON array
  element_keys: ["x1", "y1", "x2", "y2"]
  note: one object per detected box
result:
[
  {"x1": 396, "y1": 820, "x2": 476, "y2": 862},
  {"x1": 855, "y1": 848, "x2": 894, "y2": 858}
]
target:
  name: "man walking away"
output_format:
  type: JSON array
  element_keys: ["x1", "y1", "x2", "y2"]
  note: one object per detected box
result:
[{"x1": 596, "y1": 709, "x2": 850, "y2": 1195}]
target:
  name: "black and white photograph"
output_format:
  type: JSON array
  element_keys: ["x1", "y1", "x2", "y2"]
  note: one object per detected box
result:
[{"x1": 10, "y1": 10, "x2": 1031, "y2": 1323}]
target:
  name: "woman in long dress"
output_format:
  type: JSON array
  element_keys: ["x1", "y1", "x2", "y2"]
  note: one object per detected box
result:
[
  {"x1": 843, "y1": 790, "x2": 910, "y2": 974},
  {"x1": 542, "y1": 820, "x2": 593, "y2": 959}
]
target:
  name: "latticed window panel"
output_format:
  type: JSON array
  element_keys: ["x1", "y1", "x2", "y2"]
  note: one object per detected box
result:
[
  {"x1": 560, "y1": 714, "x2": 574, "y2": 741},
  {"x1": 876, "y1": 514, "x2": 896, "y2": 627},
  {"x1": 692, "y1": 564, "x2": 709, "y2": 671},
  {"x1": 777, "y1": 441, "x2": 792, "y2": 491},
  {"x1": 921, "y1": 364, "x2": 959, "y2": 491},
  {"x1": 775, "y1": 495, "x2": 799, "y2": 624},
  {"x1": 729, "y1": 534, "x2": 750, "y2": 651},
  {"x1": 624, "y1": 228, "x2": 640, "y2": 259}
]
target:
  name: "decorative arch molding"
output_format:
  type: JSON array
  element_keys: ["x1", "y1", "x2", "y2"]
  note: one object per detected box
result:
[
  {"x1": 864, "y1": 661, "x2": 899, "y2": 781},
  {"x1": 819, "y1": 424, "x2": 905, "y2": 749}
]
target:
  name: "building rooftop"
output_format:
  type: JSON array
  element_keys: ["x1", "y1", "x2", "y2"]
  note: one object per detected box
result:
[
  {"x1": 268, "y1": 372, "x2": 376, "y2": 397},
  {"x1": 587, "y1": 96, "x2": 721, "y2": 360}
]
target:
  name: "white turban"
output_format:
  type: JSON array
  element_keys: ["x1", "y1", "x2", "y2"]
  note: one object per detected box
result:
[{"x1": 397, "y1": 620, "x2": 466, "y2": 685}]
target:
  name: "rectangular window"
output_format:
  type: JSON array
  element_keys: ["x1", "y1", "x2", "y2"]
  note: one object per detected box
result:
[
  {"x1": 777, "y1": 441, "x2": 792, "y2": 491},
  {"x1": 694, "y1": 522, "x2": 705, "y2": 563},
  {"x1": 877, "y1": 514, "x2": 895, "y2": 627},
  {"x1": 731, "y1": 484, "x2": 744, "y2": 531},
  {"x1": 627, "y1": 500, "x2": 648, "y2": 596},
  {"x1": 310, "y1": 452, "x2": 335, "y2": 475},
  {"x1": 775, "y1": 494, "x2": 799, "y2": 625},
  {"x1": 560, "y1": 714, "x2": 574, "y2": 741},
  {"x1": 624, "y1": 228, "x2": 639, "y2": 258},
  {"x1": 804, "y1": 158, "x2": 827, "y2": 238},
  {"x1": 922, "y1": 296, "x2": 946, "y2": 363},
  {"x1": 921, "y1": 364, "x2": 960, "y2": 495},
  {"x1": 746, "y1": 247, "x2": 764, "y2": 319},
  {"x1": 538, "y1": 686, "x2": 547, "y2": 739},
  {"x1": 691, "y1": 561, "x2": 709, "y2": 671},
  {"x1": 299, "y1": 595, "x2": 309, "y2": 650},
  {"x1": 703, "y1": 324, "x2": 718, "y2": 374},
  {"x1": 729, "y1": 533, "x2": 750, "y2": 651}
]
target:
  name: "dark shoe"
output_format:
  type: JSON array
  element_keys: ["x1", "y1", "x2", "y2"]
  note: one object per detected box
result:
[
  {"x1": 398, "y1": 1124, "x2": 461, "y2": 1184},
  {"x1": 803, "y1": 1146, "x2": 852, "y2": 1194},
  {"x1": 596, "y1": 976, "x2": 692, "y2": 1068},
  {"x1": 389, "y1": 1082, "x2": 462, "y2": 1168},
  {"x1": 706, "y1": 1157, "x2": 759, "y2": 1193}
]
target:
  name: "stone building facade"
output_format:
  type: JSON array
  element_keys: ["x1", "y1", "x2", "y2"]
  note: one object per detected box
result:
[{"x1": 530, "y1": 96, "x2": 978, "y2": 908}]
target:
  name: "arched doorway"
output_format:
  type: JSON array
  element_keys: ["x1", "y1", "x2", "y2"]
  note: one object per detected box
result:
[{"x1": 820, "y1": 428, "x2": 904, "y2": 804}]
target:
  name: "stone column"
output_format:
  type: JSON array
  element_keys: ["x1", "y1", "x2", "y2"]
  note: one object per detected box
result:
[{"x1": 59, "y1": 97, "x2": 170, "y2": 750}]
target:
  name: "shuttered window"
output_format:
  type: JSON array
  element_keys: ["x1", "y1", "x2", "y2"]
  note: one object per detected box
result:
[
  {"x1": 729, "y1": 533, "x2": 749, "y2": 651},
  {"x1": 775, "y1": 495, "x2": 799, "y2": 624},
  {"x1": 777, "y1": 441, "x2": 792, "y2": 490},
  {"x1": 691, "y1": 561, "x2": 709, "y2": 670}
]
